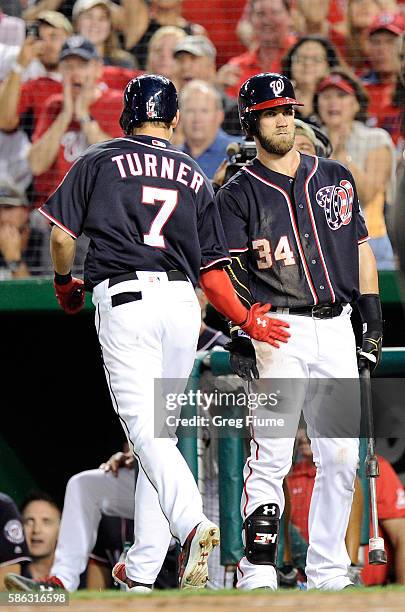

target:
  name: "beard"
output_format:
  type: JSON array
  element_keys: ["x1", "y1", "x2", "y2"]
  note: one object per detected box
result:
[{"x1": 256, "y1": 128, "x2": 295, "y2": 156}]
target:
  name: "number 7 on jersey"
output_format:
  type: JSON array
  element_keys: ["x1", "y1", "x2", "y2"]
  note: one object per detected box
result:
[{"x1": 142, "y1": 186, "x2": 178, "y2": 248}]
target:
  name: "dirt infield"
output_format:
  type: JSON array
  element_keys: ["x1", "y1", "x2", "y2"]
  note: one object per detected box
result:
[{"x1": 9, "y1": 587, "x2": 405, "y2": 612}]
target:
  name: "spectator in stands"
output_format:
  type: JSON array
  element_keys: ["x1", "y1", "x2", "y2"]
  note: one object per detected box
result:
[
  {"x1": 293, "y1": 0, "x2": 338, "y2": 39},
  {"x1": 73, "y1": 0, "x2": 136, "y2": 69},
  {"x1": 173, "y1": 34, "x2": 217, "y2": 90},
  {"x1": 21, "y1": 493, "x2": 61, "y2": 581},
  {"x1": 282, "y1": 36, "x2": 341, "y2": 124},
  {"x1": 27, "y1": 36, "x2": 123, "y2": 207},
  {"x1": 0, "y1": 129, "x2": 32, "y2": 193},
  {"x1": 219, "y1": 0, "x2": 296, "y2": 98},
  {"x1": 294, "y1": 119, "x2": 319, "y2": 155},
  {"x1": 124, "y1": 0, "x2": 205, "y2": 70},
  {"x1": 146, "y1": 25, "x2": 186, "y2": 86},
  {"x1": 362, "y1": 12, "x2": 405, "y2": 142},
  {"x1": 288, "y1": 430, "x2": 405, "y2": 585},
  {"x1": 172, "y1": 35, "x2": 241, "y2": 136},
  {"x1": 394, "y1": 34, "x2": 405, "y2": 283},
  {"x1": 315, "y1": 69, "x2": 396, "y2": 269},
  {"x1": 0, "y1": 182, "x2": 33, "y2": 279},
  {"x1": 0, "y1": 11, "x2": 72, "y2": 133},
  {"x1": 0, "y1": 13, "x2": 137, "y2": 135},
  {"x1": 179, "y1": 80, "x2": 237, "y2": 179},
  {"x1": 333, "y1": 0, "x2": 398, "y2": 74},
  {"x1": 0, "y1": 493, "x2": 31, "y2": 590}
]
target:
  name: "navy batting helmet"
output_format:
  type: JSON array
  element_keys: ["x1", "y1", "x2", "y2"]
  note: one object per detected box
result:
[
  {"x1": 120, "y1": 74, "x2": 178, "y2": 135},
  {"x1": 238, "y1": 73, "x2": 303, "y2": 136}
]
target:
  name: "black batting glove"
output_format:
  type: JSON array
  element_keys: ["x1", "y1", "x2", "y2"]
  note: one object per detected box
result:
[
  {"x1": 225, "y1": 326, "x2": 259, "y2": 382},
  {"x1": 356, "y1": 294, "x2": 383, "y2": 374}
]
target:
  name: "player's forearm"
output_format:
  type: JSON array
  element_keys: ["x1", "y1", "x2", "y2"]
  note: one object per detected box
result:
[
  {"x1": 0, "y1": 73, "x2": 21, "y2": 130},
  {"x1": 28, "y1": 113, "x2": 71, "y2": 175},
  {"x1": 50, "y1": 226, "x2": 76, "y2": 274},
  {"x1": 227, "y1": 254, "x2": 253, "y2": 308},
  {"x1": 359, "y1": 242, "x2": 379, "y2": 295},
  {"x1": 199, "y1": 268, "x2": 248, "y2": 324}
]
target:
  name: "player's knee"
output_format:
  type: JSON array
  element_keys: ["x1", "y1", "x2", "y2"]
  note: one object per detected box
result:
[{"x1": 243, "y1": 503, "x2": 280, "y2": 566}]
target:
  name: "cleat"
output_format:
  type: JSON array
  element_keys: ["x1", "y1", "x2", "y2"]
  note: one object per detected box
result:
[
  {"x1": 112, "y1": 562, "x2": 152, "y2": 593},
  {"x1": 179, "y1": 520, "x2": 220, "y2": 590},
  {"x1": 5, "y1": 574, "x2": 65, "y2": 592}
]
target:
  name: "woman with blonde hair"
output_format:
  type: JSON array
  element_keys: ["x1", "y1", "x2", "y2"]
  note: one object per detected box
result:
[
  {"x1": 73, "y1": 0, "x2": 136, "y2": 68},
  {"x1": 315, "y1": 68, "x2": 396, "y2": 269},
  {"x1": 146, "y1": 25, "x2": 186, "y2": 84}
]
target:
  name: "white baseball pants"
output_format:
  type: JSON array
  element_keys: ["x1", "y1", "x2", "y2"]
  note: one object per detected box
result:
[
  {"x1": 92, "y1": 272, "x2": 206, "y2": 584},
  {"x1": 237, "y1": 306, "x2": 360, "y2": 591},
  {"x1": 51, "y1": 468, "x2": 135, "y2": 591}
]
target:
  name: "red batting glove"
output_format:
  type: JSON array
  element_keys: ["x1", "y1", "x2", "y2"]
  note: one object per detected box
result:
[
  {"x1": 54, "y1": 276, "x2": 85, "y2": 315},
  {"x1": 241, "y1": 303, "x2": 290, "y2": 347}
]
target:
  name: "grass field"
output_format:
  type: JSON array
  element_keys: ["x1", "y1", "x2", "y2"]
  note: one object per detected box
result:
[
  {"x1": 12, "y1": 585, "x2": 402, "y2": 612},
  {"x1": 6, "y1": 586, "x2": 405, "y2": 612}
]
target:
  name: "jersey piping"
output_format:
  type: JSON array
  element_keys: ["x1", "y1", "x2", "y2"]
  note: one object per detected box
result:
[
  {"x1": 304, "y1": 156, "x2": 336, "y2": 303},
  {"x1": 243, "y1": 166, "x2": 319, "y2": 305}
]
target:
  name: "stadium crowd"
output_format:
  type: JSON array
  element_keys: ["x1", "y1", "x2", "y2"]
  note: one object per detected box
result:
[
  {"x1": 0, "y1": 0, "x2": 403, "y2": 277},
  {"x1": 0, "y1": 0, "x2": 405, "y2": 591}
]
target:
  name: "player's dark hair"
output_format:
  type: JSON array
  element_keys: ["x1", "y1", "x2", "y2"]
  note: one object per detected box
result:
[
  {"x1": 282, "y1": 36, "x2": 341, "y2": 80},
  {"x1": 313, "y1": 67, "x2": 369, "y2": 124},
  {"x1": 20, "y1": 491, "x2": 61, "y2": 515},
  {"x1": 132, "y1": 121, "x2": 172, "y2": 132}
]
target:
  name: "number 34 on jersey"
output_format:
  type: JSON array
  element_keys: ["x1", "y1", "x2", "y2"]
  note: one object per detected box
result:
[{"x1": 253, "y1": 236, "x2": 296, "y2": 269}]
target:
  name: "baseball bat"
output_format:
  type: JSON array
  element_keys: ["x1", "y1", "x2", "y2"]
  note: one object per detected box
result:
[{"x1": 359, "y1": 362, "x2": 387, "y2": 565}]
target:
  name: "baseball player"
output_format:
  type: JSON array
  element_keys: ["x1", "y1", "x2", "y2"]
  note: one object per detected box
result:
[
  {"x1": 216, "y1": 73, "x2": 383, "y2": 591},
  {"x1": 6, "y1": 75, "x2": 289, "y2": 593}
]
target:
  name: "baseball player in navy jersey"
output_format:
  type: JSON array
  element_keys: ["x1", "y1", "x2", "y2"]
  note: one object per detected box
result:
[
  {"x1": 7, "y1": 75, "x2": 289, "y2": 593},
  {"x1": 217, "y1": 73, "x2": 383, "y2": 591}
]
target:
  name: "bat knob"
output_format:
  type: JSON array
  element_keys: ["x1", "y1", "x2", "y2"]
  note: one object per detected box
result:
[{"x1": 369, "y1": 538, "x2": 387, "y2": 565}]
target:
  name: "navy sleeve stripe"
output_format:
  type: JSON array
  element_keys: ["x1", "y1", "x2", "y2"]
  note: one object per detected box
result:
[
  {"x1": 38, "y1": 208, "x2": 78, "y2": 239},
  {"x1": 200, "y1": 256, "x2": 232, "y2": 270}
]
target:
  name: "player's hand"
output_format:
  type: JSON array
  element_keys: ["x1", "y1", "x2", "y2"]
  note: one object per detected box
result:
[
  {"x1": 241, "y1": 303, "x2": 290, "y2": 347},
  {"x1": 99, "y1": 451, "x2": 134, "y2": 476},
  {"x1": 54, "y1": 276, "x2": 85, "y2": 315},
  {"x1": 225, "y1": 329, "x2": 259, "y2": 382},
  {"x1": 358, "y1": 329, "x2": 382, "y2": 374}
]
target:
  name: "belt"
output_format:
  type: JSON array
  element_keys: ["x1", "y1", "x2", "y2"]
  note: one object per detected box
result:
[
  {"x1": 271, "y1": 303, "x2": 345, "y2": 319},
  {"x1": 108, "y1": 270, "x2": 188, "y2": 308}
]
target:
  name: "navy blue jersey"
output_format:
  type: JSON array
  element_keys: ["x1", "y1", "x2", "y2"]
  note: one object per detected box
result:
[
  {"x1": 0, "y1": 493, "x2": 31, "y2": 566},
  {"x1": 216, "y1": 155, "x2": 369, "y2": 307},
  {"x1": 40, "y1": 135, "x2": 231, "y2": 289}
]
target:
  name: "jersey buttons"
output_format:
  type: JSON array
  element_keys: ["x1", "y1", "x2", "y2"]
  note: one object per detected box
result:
[
  {"x1": 319, "y1": 285, "x2": 325, "y2": 290},
  {"x1": 298, "y1": 204, "x2": 304, "y2": 209},
  {"x1": 304, "y1": 233, "x2": 309, "y2": 238},
  {"x1": 311, "y1": 259, "x2": 317, "y2": 264}
]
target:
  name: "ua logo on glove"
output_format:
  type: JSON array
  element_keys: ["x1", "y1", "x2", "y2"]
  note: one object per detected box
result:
[{"x1": 256, "y1": 317, "x2": 267, "y2": 328}]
